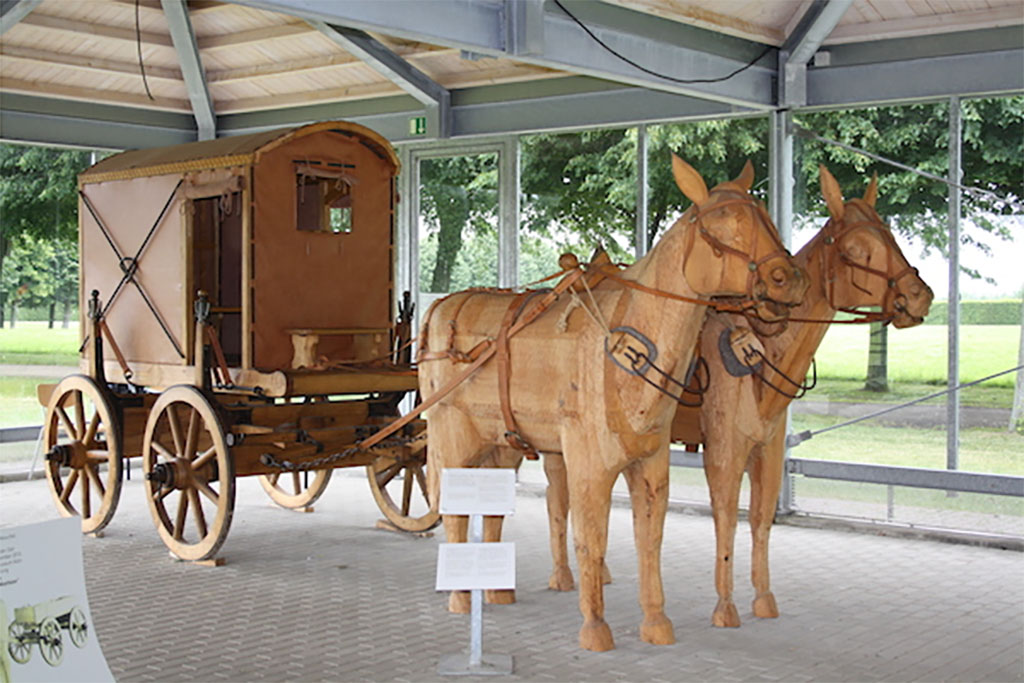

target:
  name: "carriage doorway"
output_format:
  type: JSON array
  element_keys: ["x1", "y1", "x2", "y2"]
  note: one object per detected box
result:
[{"x1": 192, "y1": 192, "x2": 243, "y2": 365}]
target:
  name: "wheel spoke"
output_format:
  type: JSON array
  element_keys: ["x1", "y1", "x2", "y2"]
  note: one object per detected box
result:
[
  {"x1": 268, "y1": 472, "x2": 280, "y2": 486},
  {"x1": 167, "y1": 404, "x2": 184, "y2": 456},
  {"x1": 376, "y1": 461, "x2": 403, "y2": 487},
  {"x1": 194, "y1": 478, "x2": 219, "y2": 505},
  {"x1": 184, "y1": 407, "x2": 200, "y2": 460},
  {"x1": 81, "y1": 467, "x2": 92, "y2": 518},
  {"x1": 56, "y1": 405, "x2": 76, "y2": 440},
  {"x1": 413, "y1": 464, "x2": 429, "y2": 499},
  {"x1": 153, "y1": 485, "x2": 173, "y2": 502},
  {"x1": 60, "y1": 469, "x2": 80, "y2": 504},
  {"x1": 85, "y1": 464, "x2": 106, "y2": 498},
  {"x1": 291, "y1": 471, "x2": 301, "y2": 495},
  {"x1": 191, "y1": 445, "x2": 218, "y2": 471},
  {"x1": 173, "y1": 492, "x2": 189, "y2": 540},
  {"x1": 152, "y1": 440, "x2": 174, "y2": 461},
  {"x1": 74, "y1": 390, "x2": 85, "y2": 439},
  {"x1": 83, "y1": 411, "x2": 101, "y2": 447},
  {"x1": 401, "y1": 466, "x2": 414, "y2": 516},
  {"x1": 188, "y1": 488, "x2": 207, "y2": 538}
]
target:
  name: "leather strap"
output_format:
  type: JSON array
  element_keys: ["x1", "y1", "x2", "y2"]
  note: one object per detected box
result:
[
  {"x1": 497, "y1": 291, "x2": 546, "y2": 460},
  {"x1": 356, "y1": 268, "x2": 585, "y2": 453}
]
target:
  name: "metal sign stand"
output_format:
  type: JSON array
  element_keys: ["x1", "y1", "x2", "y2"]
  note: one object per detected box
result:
[{"x1": 436, "y1": 468, "x2": 515, "y2": 676}]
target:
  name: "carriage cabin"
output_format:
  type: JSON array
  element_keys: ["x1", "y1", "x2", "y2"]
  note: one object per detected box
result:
[{"x1": 77, "y1": 120, "x2": 410, "y2": 397}]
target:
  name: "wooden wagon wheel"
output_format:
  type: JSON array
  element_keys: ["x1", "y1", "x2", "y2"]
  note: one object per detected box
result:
[
  {"x1": 68, "y1": 606, "x2": 88, "y2": 648},
  {"x1": 257, "y1": 469, "x2": 332, "y2": 509},
  {"x1": 38, "y1": 617, "x2": 63, "y2": 667},
  {"x1": 142, "y1": 385, "x2": 235, "y2": 562},
  {"x1": 366, "y1": 436, "x2": 440, "y2": 532},
  {"x1": 7, "y1": 621, "x2": 32, "y2": 664},
  {"x1": 43, "y1": 375, "x2": 123, "y2": 534}
]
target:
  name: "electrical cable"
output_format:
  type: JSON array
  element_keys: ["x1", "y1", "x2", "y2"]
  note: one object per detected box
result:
[
  {"x1": 552, "y1": 0, "x2": 773, "y2": 85},
  {"x1": 136, "y1": 0, "x2": 155, "y2": 101}
]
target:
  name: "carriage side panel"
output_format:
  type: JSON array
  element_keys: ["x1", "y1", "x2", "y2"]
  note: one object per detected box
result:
[{"x1": 251, "y1": 129, "x2": 396, "y2": 371}]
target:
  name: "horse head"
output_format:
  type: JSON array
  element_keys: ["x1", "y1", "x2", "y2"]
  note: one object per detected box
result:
[
  {"x1": 671, "y1": 155, "x2": 807, "y2": 322},
  {"x1": 818, "y1": 166, "x2": 933, "y2": 328}
]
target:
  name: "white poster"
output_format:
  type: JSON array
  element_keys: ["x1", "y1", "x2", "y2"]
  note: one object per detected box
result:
[
  {"x1": 0, "y1": 518, "x2": 114, "y2": 683},
  {"x1": 435, "y1": 542, "x2": 516, "y2": 591},
  {"x1": 439, "y1": 468, "x2": 516, "y2": 516}
]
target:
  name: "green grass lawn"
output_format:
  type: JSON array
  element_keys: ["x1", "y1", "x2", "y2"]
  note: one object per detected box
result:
[
  {"x1": 813, "y1": 324, "x2": 1018, "y2": 388},
  {"x1": 0, "y1": 321, "x2": 81, "y2": 366}
]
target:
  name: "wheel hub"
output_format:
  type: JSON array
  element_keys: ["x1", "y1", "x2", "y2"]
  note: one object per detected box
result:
[
  {"x1": 46, "y1": 441, "x2": 87, "y2": 468},
  {"x1": 147, "y1": 458, "x2": 193, "y2": 490}
]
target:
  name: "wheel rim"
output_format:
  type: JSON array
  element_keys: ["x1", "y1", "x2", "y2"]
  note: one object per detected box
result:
[
  {"x1": 68, "y1": 606, "x2": 89, "y2": 648},
  {"x1": 38, "y1": 617, "x2": 63, "y2": 667},
  {"x1": 142, "y1": 386, "x2": 235, "y2": 562},
  {"x1": 43, "y1": 375, "x2": 123, "y2": 534},
  {"x1": 366, "y1": 438, "x2": 439, "y2": 532},
  {"x1": 8, "y1": 622, "x2": 32, "y2": 664},
  {"x1": 258, "y1": 468, "x2": 332, "y2": 509}
]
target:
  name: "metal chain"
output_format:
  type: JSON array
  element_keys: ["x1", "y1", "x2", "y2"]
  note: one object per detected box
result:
[{"x1": 258, "y1": 432, "x2": 421, "y2": 472}]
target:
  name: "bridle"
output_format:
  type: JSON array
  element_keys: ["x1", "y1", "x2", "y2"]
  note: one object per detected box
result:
[
  {"x1": 791, "y1": 205, "x2": 924, "y2": 326},
  {"x1": 599, "y1": 189, "x2": 798, "y2": 319}
]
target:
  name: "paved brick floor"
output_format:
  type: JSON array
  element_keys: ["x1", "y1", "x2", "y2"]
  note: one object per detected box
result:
[{"x1": 1, "y1": 472, "x2": 1021, "y2": 682}]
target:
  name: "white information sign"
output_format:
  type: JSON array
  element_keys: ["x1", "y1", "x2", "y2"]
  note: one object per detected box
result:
[
  {"x1": 435, "y1": 542, "x2": 516, "y2": 591},
  {"x1": 440, "y1": 468, "x2": 516, "y2": 516},
  {"x1": 0, "y1": 518, "x2": 114, "y2": 683}
]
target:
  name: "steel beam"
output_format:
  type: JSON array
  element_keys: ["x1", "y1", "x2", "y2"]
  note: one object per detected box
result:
[
  {"x1": 0, "y1": 0, "x2": 41, "y2": 34},
  {"x1": 807, "y1": 49, "x2": 1024, "y2": 108},
  {"x1": 312, "y1": 22, "x2": 451, "y2": 138},
  {"x1": 947, "y1": 97, "x2": 962, "y2": 474},
  {"x1": 0, "y1": 92, "x2": 197, "y2": 149},
  {"x1": 788, "y1": 458, "x2": 1024, "y2": 498},
  {"x1": 779, "y1": 0, "x2": 854, "y2": 107},
  {"x1": 161, "y1": 0, "x2": 215, "y2": 140},
  {"x1": 225, "y1": 0, "x2": 775, "y2": 109}
]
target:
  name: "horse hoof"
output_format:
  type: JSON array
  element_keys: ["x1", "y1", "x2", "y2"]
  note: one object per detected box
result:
[
  {"x1": 448, "y1": 591, "x2": 470, "y2": 614},
  {"x1": 486, "y1": 589, "x2": 516, "y2": 605},
  {"x1": 579, "y1": 621, "x2": 615, "y2": 652},
  {"x1": 753, "y1": 592, "x2": 779, "y2": 618},
  {"x1": 711, "y1": 599, "x2": 741, "y2": 628},
  {"x1": 640, "y1": 615, "x2": 675, "y2": 645},
  {"x1": 601, "y1": 562, "x2": 613, "y2": 585},
  {"x1": 548, "y1": 567, "x2": 575, "y2": 591}
]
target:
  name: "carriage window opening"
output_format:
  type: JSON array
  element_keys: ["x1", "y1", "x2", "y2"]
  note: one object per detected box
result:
[{"x1": 296, "y1": 171, "x2": 354, "y2": 234}]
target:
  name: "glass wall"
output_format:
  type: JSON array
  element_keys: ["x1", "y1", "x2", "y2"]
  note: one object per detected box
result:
[{"x1": 519, "y1": 128, "x2": 637, "y2": 283}]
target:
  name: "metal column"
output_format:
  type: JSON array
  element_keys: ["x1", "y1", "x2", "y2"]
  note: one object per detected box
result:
[
  {"x1": 635, "y1": 124, "x2": 649, "y2": 258},
  {"x1": 770, "y1": 109, "x2": 795, "y2": 513},
  {"x1": 946, "y1": 97, "x2": 962, "y2": 472},
  {"x1": 498, "y1": 136, "x2": 520, "y2": 289}
]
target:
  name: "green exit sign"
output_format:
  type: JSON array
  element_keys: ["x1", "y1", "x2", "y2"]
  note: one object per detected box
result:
[{"x1": 409, "y1": 116, "x2": 427, "y2": 136}]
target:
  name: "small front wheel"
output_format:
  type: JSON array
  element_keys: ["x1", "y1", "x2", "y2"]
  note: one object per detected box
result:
[
  {"x1": 258, "y1": 469, "x2": 332, "y2": 509},
  {"x1": 142, "y1": 386, "x2": 235, "y2": 562}
]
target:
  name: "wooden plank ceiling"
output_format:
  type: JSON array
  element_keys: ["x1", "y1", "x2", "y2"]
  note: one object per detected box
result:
[{"x1": 1, "y1": 0, "x2": 1021, "y2": 118}]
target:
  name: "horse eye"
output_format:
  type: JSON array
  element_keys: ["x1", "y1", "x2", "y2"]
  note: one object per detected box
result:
[{"x1": 771, "y1": 267, "x2": 787, "y2": 285}]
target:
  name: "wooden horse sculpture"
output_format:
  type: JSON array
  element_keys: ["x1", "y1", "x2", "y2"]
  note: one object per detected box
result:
[
  {"x1": 542, "y1": 166, "x2": 933, "y2": 629},
  {"x1": 419, "y1": 156, "x2": 808, "y2": 651}
]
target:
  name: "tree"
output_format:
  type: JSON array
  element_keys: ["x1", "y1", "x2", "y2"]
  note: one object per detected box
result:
[
  {"x1": 0, "y1": 144, "x2": 93, "y2": 326},
  {"x1": 418, "y1": 153, "x2": 498, "y2": 293},
  {"x1": 0, "y1": 234, "x2": 52, "y2": 326}
]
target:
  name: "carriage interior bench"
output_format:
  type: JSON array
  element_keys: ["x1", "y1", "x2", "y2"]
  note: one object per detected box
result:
[{"x1": 286, "y1": 327, "x2": 390, "y2": 369}]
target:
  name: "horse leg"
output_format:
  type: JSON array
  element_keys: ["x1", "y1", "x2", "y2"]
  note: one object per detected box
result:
[
  {"x1": 703, "y1": 434, "x2": 748, "y2": 628},
  {"x1": 748, "y1": 426, "x2": 786, "y2": 619},
  {"x1": 429, "y1": 405, "x2": 489, "y2": 614},
  {"x1": 544, "y1": 453, "x2": 575, "y2": 591},
  {"x1": 622, "y1": 448, "x2": 675, "y2": 646},
  {"x1": 484, "y1": 514, "x2": 516, "y2": 605},
  {"x1": 565, "y1": 445, "x2": 617, "y2": 651}
]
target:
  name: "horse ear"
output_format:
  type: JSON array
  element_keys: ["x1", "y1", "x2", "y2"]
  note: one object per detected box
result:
[
  {"x1": 819, "y1": 164, "x2": 845, "y2": 220},
  {"x1": 734, "y1": 160, "x2": 754, "y2": 191},
  {"x1": 672, "y1": 153, "x2": 709, "y2": 205},
  {"x1": 864, "y1": 172, "x2": 879, "y2": 207}
]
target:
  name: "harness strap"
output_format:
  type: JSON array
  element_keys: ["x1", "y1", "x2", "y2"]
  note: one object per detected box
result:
[
  {"x1": 356, "y1": 268, "x2": 586, "y2": 453},
  {"x1": 98, "y1": 319, "x2": 133, "y2": 380},
  {"x1": 497, "y1": 291, "x2": 545, "y2": 460}
]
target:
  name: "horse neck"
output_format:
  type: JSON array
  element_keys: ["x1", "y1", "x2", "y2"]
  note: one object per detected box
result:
[
  {"x1": 757, "y1": 232, "x2": 838, "y2": 419},
  {"x1": 614, "y1": 214, "x2": 707, "y2": 375}
]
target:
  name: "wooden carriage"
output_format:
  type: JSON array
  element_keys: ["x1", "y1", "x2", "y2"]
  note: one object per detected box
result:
[{"x1": 38, "y1": 121, "x2": 437, "y2": 563}]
